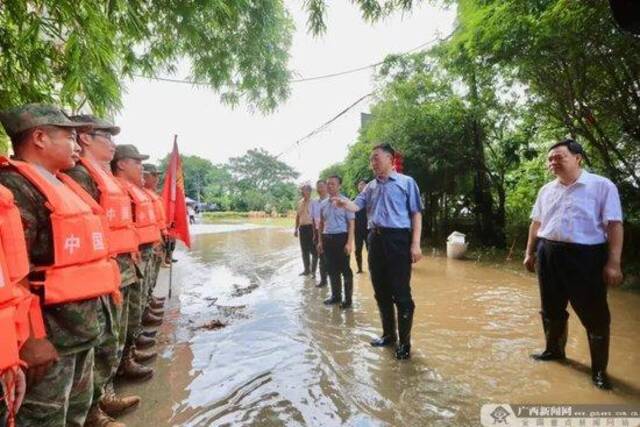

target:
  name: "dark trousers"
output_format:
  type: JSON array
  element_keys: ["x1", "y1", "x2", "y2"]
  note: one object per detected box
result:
[
  {"x1": 368, "y1": 228, "x2": 415, "y2": 344},
  {"x1": 313, "y1": 230, "x2": 327, "y2": 283},
  {"x1": 298, "y1": 224, "x2": 315, "y2": 273},
  {"x1": 323, "y1": 233, "x2": 353, "y2": 302},
  {"x1": 355, "y1": 230, "x2": 368, "y2": 272},
  {"x1": 537, "y1": 239, "x2": 610, "y2": 334}
]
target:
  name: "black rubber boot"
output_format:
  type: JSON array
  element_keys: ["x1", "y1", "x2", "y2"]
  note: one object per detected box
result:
[
  {"x1": 531, "y1": 315, "x2": 567, "y2": 361},
  {"x1": 340, "y1": 279, "x2": 353, "y2": 309},
  {"x1": 324, "y1": 274, "x2": 341, "y2": 305},
  {"x1": 395, "y1": 307, "x2": 413, "y2": 360},
  {"x1": 588, "y1": 331, "x2": 612, "y2": 390},
  {"x1": 370, "y1": 302, "x2": 397, "y2": 347}
]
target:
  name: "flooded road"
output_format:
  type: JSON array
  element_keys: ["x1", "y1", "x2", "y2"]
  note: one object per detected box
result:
[{"x1": 120, "y1": 223, "x2": 640, "y2": 426}]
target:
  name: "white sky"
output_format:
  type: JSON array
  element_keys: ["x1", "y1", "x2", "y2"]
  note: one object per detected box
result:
[{"x1": 114, "y1": 1, "x2": 456, "y2": 182}]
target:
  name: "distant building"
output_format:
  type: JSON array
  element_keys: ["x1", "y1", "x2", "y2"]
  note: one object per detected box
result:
[{"x1": 360, "y1": 113, "x2": 373, "y2": 130}]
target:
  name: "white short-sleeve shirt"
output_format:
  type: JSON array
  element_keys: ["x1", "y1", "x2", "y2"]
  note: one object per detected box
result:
[{"x1": 531, "y1": 170, "x2": 622, "y2": 244}]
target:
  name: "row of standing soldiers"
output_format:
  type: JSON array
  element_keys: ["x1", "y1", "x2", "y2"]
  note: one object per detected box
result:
[{"x1": 0, "y1": 104, "x2": 175, "y2": 427}]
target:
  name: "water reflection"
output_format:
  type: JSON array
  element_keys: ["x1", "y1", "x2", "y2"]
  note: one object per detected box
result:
[{"x1": 121, "y1": 224, "x2": 640, "y2": 427}]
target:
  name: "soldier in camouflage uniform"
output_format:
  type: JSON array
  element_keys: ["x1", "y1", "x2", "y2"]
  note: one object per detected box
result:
[
  {"x1": 0, "y1": 104, "x2": 101, "y2": 427},
  {"x1": 64, "y1": 115, "x2": 151, "y2": 426},
  {"x1": 110, "y1": 146, "x2": 161, "y2": 377},
  {"x1": 142, "y1": 163, "x2": 168, "y2": 312}
]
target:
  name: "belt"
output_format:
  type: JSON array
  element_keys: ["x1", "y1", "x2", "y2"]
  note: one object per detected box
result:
[
  {"x1": 322, "y1": 232, "x2": 348, "y2": 239},
  {"x1": 539, "y1": 238, "x2": 606, "y2": 249},
  {"x1": 370, "y1": 227, "x2": 410, "y2": 235}
]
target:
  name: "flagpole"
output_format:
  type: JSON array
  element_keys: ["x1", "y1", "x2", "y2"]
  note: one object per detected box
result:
[{"x1": 168, "y1": 134, "x2": 177, "y2": 300}]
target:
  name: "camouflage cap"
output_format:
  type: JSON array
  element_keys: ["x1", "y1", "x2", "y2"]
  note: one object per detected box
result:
[
  {"x1": 0, "y1": 103, "x2": 93, "y2": 137},
  {"x1": 143, "y1": 163, "x2": 159, "y2": 175},
  {"x1": 113, "y1": 144, "x2": 150, "y2": 162},
  {"x1": 70, "y1": 114, "x2": 120, "y2": 135}
]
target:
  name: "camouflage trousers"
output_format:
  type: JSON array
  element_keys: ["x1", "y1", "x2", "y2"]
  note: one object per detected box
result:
[
  {"x1": 15, "y1": 348, "x2": 94, "y2": 427},
  {"x1": 126, "y1": 280, "x2": 144, "y2": 346},
  {"x1": 139, "y1": 247, "x2": 155, "y2": 312},
  {"x1": 92, "y1": 287, "x2": 130, "y2": 404},
  {"x1": 148, "y1": 249, "x2": 164, "y2": 300}
]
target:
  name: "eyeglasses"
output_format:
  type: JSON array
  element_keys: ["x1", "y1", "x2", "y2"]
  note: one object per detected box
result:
[{"x1": 89, "y1": 131, "x2": 113, "y2": 141}]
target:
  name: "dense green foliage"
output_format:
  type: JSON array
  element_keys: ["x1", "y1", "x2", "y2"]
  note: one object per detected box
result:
[
  {"x1": 336, "y1": 0, "x2": 639, "y2": 258},
  {"x1": 0, "y1": 0, "x2": 419, "y2": 115},
  {"x1": 158, "y1": 149, "x2": 299, "y2": 214}
]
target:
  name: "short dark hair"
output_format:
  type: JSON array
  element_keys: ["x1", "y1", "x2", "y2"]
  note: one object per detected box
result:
[
  {"x1": 316, "y1": 179, "x2": 326, "y2": 185},
  {"x1": 327, "y1": 175, "x2": 342, "y2": 184},
  {"x1": 372, "y1": 143, "x2": 395, "y2": 157},
  {"x1": 548, "y1": 138, "x2": 585, "y2": 156}
]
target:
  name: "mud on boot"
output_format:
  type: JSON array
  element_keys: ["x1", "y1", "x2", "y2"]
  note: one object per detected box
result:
[
  {"x1": 85, "y1": 405, "x2": 126, "y2": 427},
  {"x1": 100, "y1": 384, "x2": 141, "y2": 417}
]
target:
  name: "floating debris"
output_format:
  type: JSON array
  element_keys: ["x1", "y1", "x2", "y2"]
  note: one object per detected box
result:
[{"x1": 198, "y1": 319, "x2": 227, "y2": 330}]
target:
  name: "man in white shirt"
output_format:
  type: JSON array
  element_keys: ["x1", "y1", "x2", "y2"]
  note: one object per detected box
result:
[{"x1": 524, "y1": 139, "x2": 624, "y2": 390}]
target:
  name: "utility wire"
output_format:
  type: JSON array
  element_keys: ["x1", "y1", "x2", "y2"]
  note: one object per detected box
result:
[
  {"x1": 275, "y1": 92, "x2": 372, "y2": 158},
  {"x1": 133, "y1": 34, "x2": 448, "y2": 86}
]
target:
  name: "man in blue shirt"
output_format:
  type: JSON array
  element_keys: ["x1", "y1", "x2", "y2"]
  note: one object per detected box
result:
[
  {"x1": 335, "y1": 143, "x2": 423, "y2": 360},
  {"x1": 311, "y1": 179, "x2": 329, "y2": 287},
  {"x1": 354, "y1": 179, "x2": 369, "y2": 274},
  {"x1": 317, "y1": 176, "x2": 355, "y2": 308}
]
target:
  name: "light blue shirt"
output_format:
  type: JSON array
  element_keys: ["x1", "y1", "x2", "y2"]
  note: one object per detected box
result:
[
  {"x1": 354, "y1": 172, "x2": 422, "y2": 229},
  {"x1": 321, "y1": 195, "x2": 355, "y2": 234},
  {"x1": 311, "y1": 196, "x2": 327, "y2": 230}
]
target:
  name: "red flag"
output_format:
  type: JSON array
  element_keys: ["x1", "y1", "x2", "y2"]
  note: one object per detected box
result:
[
  {"x1": 393, "y1": 152, "x2": 404, "y2": 173},
  {"x1": 161, "y1": 135, "x2": 191, "y2": 248}
]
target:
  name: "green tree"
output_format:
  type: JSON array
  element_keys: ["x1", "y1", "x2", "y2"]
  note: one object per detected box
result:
[
  {"x1": 453, "y1": 0, "x2": 640, "y2": 210},
  {"x1": 228, "y1": 148, "x2": 299, "y2": 192},
  {"x1": 0, "y1": 0, "x2": 421, "y2": 114}
]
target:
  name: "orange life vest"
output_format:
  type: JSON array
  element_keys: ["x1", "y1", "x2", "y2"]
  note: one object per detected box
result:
[
  {"x1": 143, "y1": 188, "x2": 167, "y2": 233},
  {"x1": 62, "y1": 159, "x2": 139, "y2": 256},
  {"x1": 0, "y1": 158, "x2": 121, "y2": 306},
  {"x1": 117, "y1": 178, "x2": 161, "y2": 245},
  {"x1": 0, "y1": 184, "x2": 46, "y2": 372}
]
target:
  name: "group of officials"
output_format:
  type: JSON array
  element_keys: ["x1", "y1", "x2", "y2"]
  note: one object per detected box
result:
[
  {"x1": 0, "y1": 103, "x2": 174, "y2": 427},
  {"x1": 295, "y1": 144, "x2": 423, "y2": 360},
  {"x1": 295, "y1": 140, "x2": 624, "y2": 390}
]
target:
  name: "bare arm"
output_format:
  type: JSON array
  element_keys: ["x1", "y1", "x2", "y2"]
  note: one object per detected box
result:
[
  {"x1": 317, "y1": 217, "x2": 325, "y2": 254},
  {"x1": 345, "y1": 219, "x2": 355, "y2": 255},
  {"x1": 294, "y1": 211, "x2": 299, "y2": 237},
  {"x1": 604, "y1": 221, "x2": 624, "y2": 287},
  {"x1": 523, "y1": 221, "x2": 541, "y2": 272},
  {"x1": 333, "y1": 196, "x2": 360, "y2": 212},
  {"x1": 410, "y1": 212, "x2": 422, "y2": 263}
]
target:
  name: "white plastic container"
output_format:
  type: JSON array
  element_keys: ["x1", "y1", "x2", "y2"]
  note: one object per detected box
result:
[{"x1": 446, "y1": 231, "x2": 468, "y2": 259}]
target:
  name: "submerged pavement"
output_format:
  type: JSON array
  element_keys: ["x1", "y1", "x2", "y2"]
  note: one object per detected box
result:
[{"x1": 119, "y1": 223, "x2": 640, "y2": 426}]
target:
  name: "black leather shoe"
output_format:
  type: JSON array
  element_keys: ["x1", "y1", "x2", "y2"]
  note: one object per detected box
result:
[
  {"x1": 340, "y1": 301, "x2": 352, "y2": 309},
  {"x1": 299, "y1": 271, "x2": 310, "y2": 276},
  {"x1": 395, "y1": 344, "x2": 411, "y2": 360},
  {"x1": 323, "y1": 297, "x2": 340, "y2": 305},
  {"x1": 592, "y1": 370, "x2": 612, "y2": 390},
  {"x1": 370, "y1": 335, "x2": 396, "y2": 347},
  {"x1": 530, "y1": 350, "x2": 566, "y2": 361}
]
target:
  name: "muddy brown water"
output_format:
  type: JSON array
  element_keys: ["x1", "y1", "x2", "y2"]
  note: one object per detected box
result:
[{"x1": 119, "y1": 223, "x2": 640, "y2": 426}]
